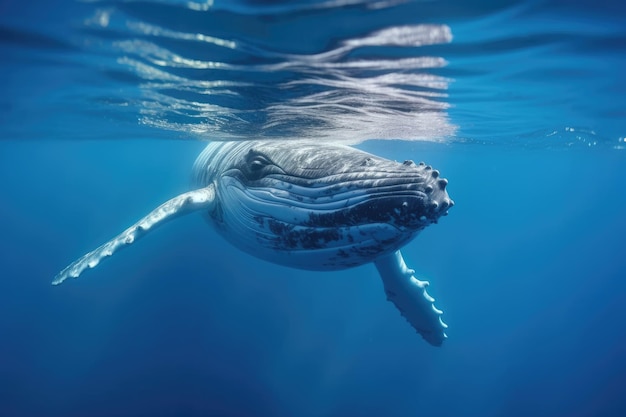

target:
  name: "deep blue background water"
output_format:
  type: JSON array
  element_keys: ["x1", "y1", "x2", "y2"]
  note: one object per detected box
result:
[{"x1": 1, "y1": 1, "x2": 626, "y2": 416}]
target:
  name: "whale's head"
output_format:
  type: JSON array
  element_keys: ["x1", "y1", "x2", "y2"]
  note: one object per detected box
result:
[{"x1": 194, "y1": 141, "x2": 453, "y2": 270}]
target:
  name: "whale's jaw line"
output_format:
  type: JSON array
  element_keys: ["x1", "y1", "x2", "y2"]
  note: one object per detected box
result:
[
  {"x1": 224, "y1": 162, "x2": 452, "y2": 223},
  {"x1": 207, "y1": 173, "x2": 445, "y2": 270}
]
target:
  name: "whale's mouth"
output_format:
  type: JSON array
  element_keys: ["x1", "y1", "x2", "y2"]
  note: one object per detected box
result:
[
  {"x1": 222, "y1": 168, "x2": 453, "y2": 229},
  {"x1": 221, "y1": 167, "x2": 454, "y2": 239},
  {"x1": 212, "y1": 172, "x2": 451, "y2": 269},
  {"x1": 305, "y1": 193, "x2": 438, "y2": 230}
]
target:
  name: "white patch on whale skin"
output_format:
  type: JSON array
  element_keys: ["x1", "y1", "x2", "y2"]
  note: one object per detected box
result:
[
  {"x1": 375, "y1": 250, "x2": 448, "y2": 346},
  {"x1": 52, "y1": 186, "x2": 215, "y2": 285}
]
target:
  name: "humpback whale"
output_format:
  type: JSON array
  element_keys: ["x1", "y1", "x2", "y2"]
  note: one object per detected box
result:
[{"x1": 54, "y1": 141, "x2": 454, "y2": 346}]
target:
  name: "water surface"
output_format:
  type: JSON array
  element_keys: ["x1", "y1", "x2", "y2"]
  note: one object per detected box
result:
[{"x1": 1, "y1": 1, "x2": 625, "y2": 416}]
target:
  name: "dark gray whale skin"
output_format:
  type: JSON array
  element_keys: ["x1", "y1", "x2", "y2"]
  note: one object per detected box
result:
[{"x1": 54, "y1": 140, "x2": 453, "y2": 346}]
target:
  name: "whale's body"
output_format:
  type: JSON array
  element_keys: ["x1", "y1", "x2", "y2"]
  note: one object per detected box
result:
[
  {"x1": 193, "y1": 141, "x2": 451, "y2": 271},
  {"x1": 54, "y1": 141, "x2": 453, "y2": 346}
]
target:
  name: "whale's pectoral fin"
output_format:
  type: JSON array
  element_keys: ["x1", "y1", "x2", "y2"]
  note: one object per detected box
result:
[
  {"x1": 52, "y1": 185, "x2": 216, "y2": 286},
  {"x1": 374, "y1": 250, "x2": 447, "y2": 346}
]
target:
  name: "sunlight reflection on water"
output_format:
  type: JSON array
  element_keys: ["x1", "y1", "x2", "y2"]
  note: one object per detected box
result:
[{"x1": 84, "y1": 1, "x2": 455, "y2": 143}]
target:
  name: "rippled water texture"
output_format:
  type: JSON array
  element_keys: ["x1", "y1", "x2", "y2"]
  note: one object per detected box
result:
[
  {"x1": 85, "y1": 1, "x2": 458, "y2": 142},
  {"x1": 1, "y1": 0, "x2": 625, "y2": 145}
]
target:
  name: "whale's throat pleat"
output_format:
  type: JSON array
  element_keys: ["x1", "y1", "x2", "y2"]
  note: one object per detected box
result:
[{"x1": 207, "y1": 177, "x2": 419, "y2": 270}]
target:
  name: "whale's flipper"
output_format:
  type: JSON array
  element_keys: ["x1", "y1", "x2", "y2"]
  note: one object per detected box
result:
[
  {"x1": 53, "y1": 186, "x2": 216, "y2": 285},
  {"x1": 374, "y1": 250, "x2": 448, "y2": 346}
]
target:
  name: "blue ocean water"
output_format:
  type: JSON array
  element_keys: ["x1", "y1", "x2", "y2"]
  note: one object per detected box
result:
[{"x1": 1, "y1": 1, "x2": 625, "y2": 416}]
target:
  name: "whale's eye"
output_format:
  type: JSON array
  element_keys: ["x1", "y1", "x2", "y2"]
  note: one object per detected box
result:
[
  {"x1": 243, "y1": 151, "x2": 276, "y2": 181},
  {"x1": 250, "y1": 155, "x2": 271, "y2": 171}
]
